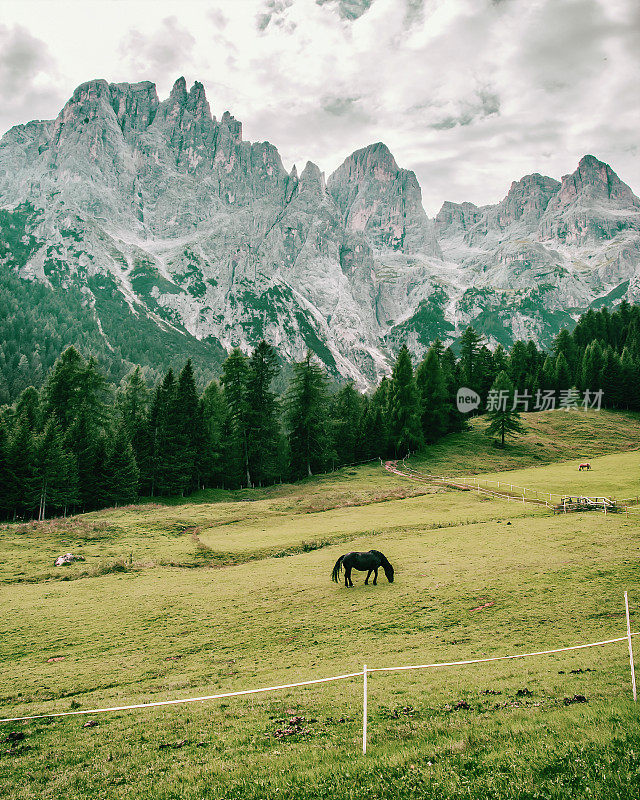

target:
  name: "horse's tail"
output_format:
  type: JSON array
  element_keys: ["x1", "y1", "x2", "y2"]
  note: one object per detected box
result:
[{"x1": 331, "y1": 556, "x2": 344, "y2": 583}]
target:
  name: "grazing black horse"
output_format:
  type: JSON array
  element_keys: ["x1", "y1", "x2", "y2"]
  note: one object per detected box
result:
[{"x1": 331, "y1": 550, "x2": 394, "y2": 588}]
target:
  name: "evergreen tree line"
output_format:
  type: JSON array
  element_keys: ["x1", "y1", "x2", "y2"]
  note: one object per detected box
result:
[
  {"x1": 2, "y1": 302, "x2": 640, "y2": 520},
  {"x1": 455, "y1": 301, "x2": 640, "y2": 411}
]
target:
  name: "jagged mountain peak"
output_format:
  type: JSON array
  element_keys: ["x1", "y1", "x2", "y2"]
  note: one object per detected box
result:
[
  {"x1": 299, "y1": 160, "x2": 325, "y2": 191},
  {"x1": 505, "y1": 172, "x2": 560, "y2": 196},
  {"x1": 2, "y1": 75, "x2": 640, "y2": 390},
  {"x1": 490, "y1": 171, "x2": 561, "y2": 230},
  {"x1": 330, "y1": 141, "x2": 399, "y2": 183},
  {"x1": 556, "y1": 154, "x2": 640, "y2": 209},
  {"x1": 327, "y1": 141, "x2": 440, "y2": 256},
  {"x1": 169, "y1": 76, "x2": 188, "y2": 100},
  {"x1": 165, "y1": 77, "x2": 212, "y2": 120}
]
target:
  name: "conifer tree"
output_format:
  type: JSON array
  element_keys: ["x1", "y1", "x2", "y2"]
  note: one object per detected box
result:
[
  {"x1": 117, "y1": 367, "x2": 149, "y2": 467},
  {"x1": 492, "y1": 344, "x2": 509, "y2": 375},
  {"x1": 540, "y1": 355, "x2": 555, "y2": 391},
  {"x1": 620, "y1": 347, "x2": 638, "y2": 410},
  {"x1": 66, "y1": 410, "x2": 98, "y2": 511},
  {"x1": 6, "y1": 415, "x2": 36, "y2": 519},
  {"x1": 245, "y1": 342, "x2": 281, "y2": 486},
  {"x1": 389, "y1": 345, "x2": 423, "y2": 457},
  {"x1": 476, "y1": 345, "x2": 496, "y2": 401},
  {"x1": 149, "y1": 369, "x2": 185, "y2": 497},
  {"x1": 580, "y1": 341, "x2": 604, "y2": 392},
  {"x1": 91, "y1": 436, "x2": 111, "y2": 509},
  {"x1": 508, "y1": 340, "x2": 530, "y2": 391},
  {"x1": 286, "y1": 353, "x2": 330, "y2": 479},
  {"x1": 554, "y1": 352, "x2": 572, "y2": 392},
  {"x1": 361, "y1": 399, "x2": 388, "y2": 460},
  {"x1": 104, "y1": 425, "x2": 139, "y2": 506},
  {"x1": 441, "y1": 347, "x2": 467, "y2": 433},
  {"x1": 221, "y1": 349, "x2": 251, "y2": 487},
  {"x1": 15, "y1": 386, "x2": 41, "y2": 431},
  {"x1": 415, "y1": 346, "x2": 448, "y2": 443},
  {"x1": 331, "y1": 382, "x2": 363, "y2": 466},
  {"x1": 0, "y1": 420, "x2": 10, "y2": 518},
  {"x1": 600, "y1": 346, "x2": 622, "y2": 409},
  {"x1": 175, "y1": 359, "x2": 202, "y2": 493},
  {"x1": 459, "y1": 327, "x2": 483, "y2": 390},
  {"x1": 553, "y1": 329, "x2": 577, "y2": 379},
  {"x1": 200, "y1": 379, "x2": 227, "y2": 486},
  {"x1": 43, "y1": 346, "x2": 86, "y2": 429},
  {"x1": 486, "y1": 371, "x2": 526, "y2": 448},
  {"x1": 33, "y1": 416, "x2": 78, "y2": 519},
  {"x1": 363, "y1": 378, "x2": 390, "y2": 459}
]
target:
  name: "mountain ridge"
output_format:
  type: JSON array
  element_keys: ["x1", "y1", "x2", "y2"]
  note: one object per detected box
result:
[{"x1": 1, "y1": 76, "x2": 640, "y2": 390}]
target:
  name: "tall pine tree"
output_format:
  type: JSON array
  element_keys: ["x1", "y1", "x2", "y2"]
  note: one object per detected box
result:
[
  {"x1": 389, "y1": 345, "x2": 423, "y2": 458},
  {"x1": 286, "y1": 354, "x2": 330, "y2": 479},
  {"x1": 245, "y1": 342, "x2": 281, "y2": 487},
  {"x1": 415, "y1": 346, "x2": 448, "y2": 444}
]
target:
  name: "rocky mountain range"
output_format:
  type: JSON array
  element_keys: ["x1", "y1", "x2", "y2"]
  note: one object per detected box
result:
[{"x1": 1, "y1": 77, "x2": 639, "y2": 388}]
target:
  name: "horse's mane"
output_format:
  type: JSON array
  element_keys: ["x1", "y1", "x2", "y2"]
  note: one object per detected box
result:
[{"x1": 369, "y1": 550, "x2": 392, "y2": 569}]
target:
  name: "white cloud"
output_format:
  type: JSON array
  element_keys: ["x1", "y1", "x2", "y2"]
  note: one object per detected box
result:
[
  {"x1": 0, "y1": 0, "x2": 638, "y2": 214},
  {"x1": 118, "y1": 17, "x2": 197, "y2": 82},
  {"x1": 0, "y1": 24, "x2": 62, "y2": 133}
]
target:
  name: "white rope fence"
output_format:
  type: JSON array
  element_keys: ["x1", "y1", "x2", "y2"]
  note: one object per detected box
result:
[{"x1": 1, "y1": 595, "x2": 637, "y2": 755}]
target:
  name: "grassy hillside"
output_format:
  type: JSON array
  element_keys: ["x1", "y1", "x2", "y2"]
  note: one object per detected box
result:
[{"x1": 1, "y1": 409, "x2": 639, "y2": 799}]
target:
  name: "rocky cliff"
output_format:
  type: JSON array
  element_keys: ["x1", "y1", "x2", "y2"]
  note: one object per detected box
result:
[{"x1": 1, "y1": 78, "x2": 639, "y2": 386}]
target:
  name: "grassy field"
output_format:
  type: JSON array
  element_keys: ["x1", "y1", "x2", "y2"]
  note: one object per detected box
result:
[{"x1": 1, "y1": 409, "x2": 639, "y2": 799}]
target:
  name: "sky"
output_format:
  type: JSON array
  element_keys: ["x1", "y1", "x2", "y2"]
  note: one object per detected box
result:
[{"x1": 0, "y1": 0, "x2": 638, "y2": 215}]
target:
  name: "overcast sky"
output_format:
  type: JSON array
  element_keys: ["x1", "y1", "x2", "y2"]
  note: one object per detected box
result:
[{"x1": 0, "y1": 0, "x2": 638, "y2": 214}]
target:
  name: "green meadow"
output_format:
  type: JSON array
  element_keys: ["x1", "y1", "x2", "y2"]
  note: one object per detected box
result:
[{"x1": 1, "y1": 409, "x2": 639, "y2": 799}]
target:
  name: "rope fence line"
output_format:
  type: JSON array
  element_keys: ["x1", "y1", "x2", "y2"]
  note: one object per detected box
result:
[
  {"x1": 367, "y1": 634, "x2": 639, "y2": 674},
  {"x1": 387, "y1": 462, "x2": 554, "y2": 508},
  {"x1": 2, "y1": 629, "x2": 637, "y2": 743},
  {"x1": 389, "y1": 461, "x2": 638, "y2": 513},
  {"x1": 0, "y1": 671, "x2": 365, "y2": 724}
]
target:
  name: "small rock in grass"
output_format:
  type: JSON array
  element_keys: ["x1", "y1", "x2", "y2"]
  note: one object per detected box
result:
[
  {"x1": 54, "y1": 553, "x2": 85, "y2": 567},
  {"x1": 83, "y1": 720, "x2": 99, "y2": 728}
]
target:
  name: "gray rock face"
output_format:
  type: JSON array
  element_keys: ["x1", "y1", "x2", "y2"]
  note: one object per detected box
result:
[
  {"x1": 328, "y1": 142, "x2": 441, "y2": 256},
  {"x1": 1, "y1": 77, "x2": 640, "y2": 386},
  {"x1": 433, "y1": 155, "x2": 640, "y2": 348}
]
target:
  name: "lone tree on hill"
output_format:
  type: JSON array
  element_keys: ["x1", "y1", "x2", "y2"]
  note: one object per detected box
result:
[{"x1": 486, "y1": 371, "x2": 526, "y2": 448}]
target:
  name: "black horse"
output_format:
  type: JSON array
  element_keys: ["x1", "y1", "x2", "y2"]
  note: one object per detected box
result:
[{"x1": 331, "y1": 550, "x2": 394, "y2": 588}]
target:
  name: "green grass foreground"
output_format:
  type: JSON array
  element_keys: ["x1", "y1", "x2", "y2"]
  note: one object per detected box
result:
[{"x1": 1, "y1": 410, "x2": 639, "y2": 799}]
